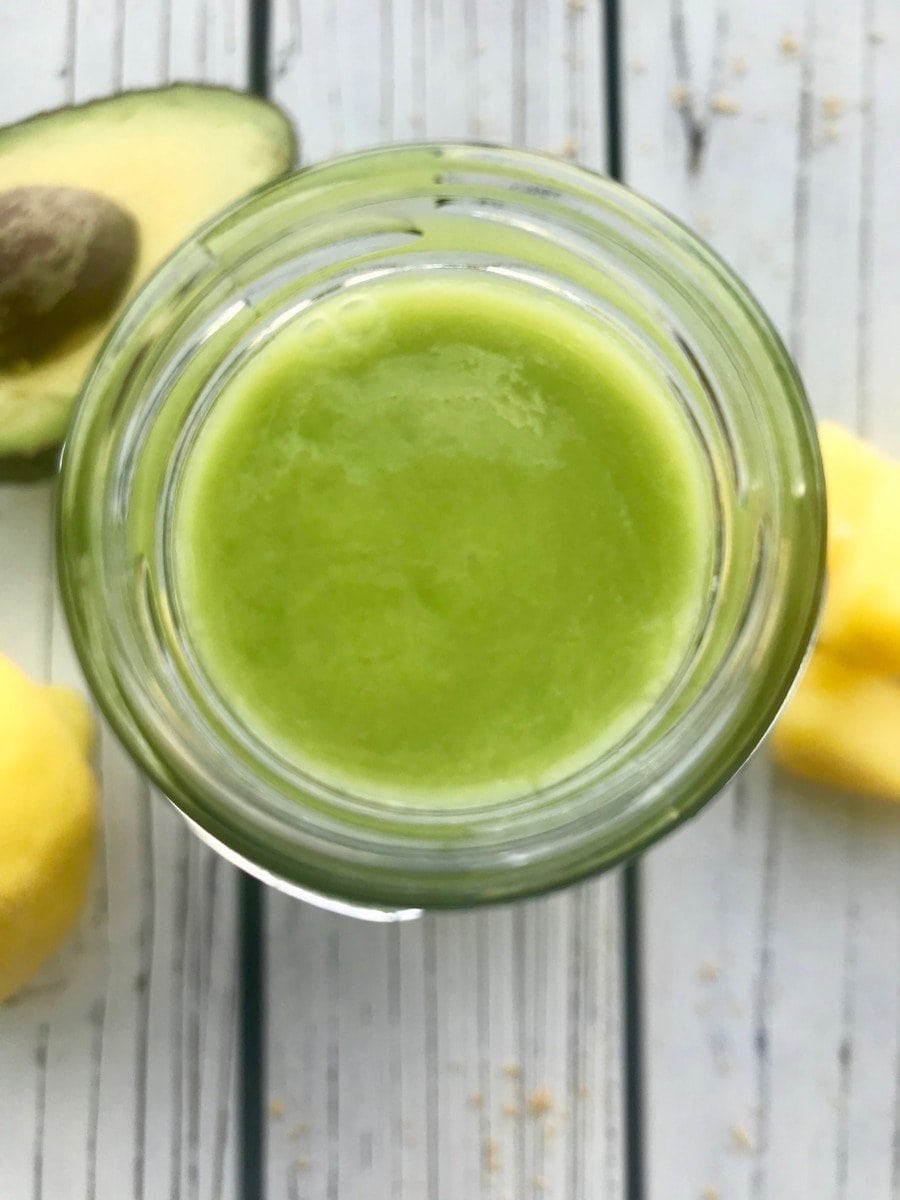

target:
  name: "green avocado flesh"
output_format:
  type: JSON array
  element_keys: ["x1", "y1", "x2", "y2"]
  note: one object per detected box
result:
[
  {"x1": 175, "y1": 274, "x2": 713, "y2": 805},
  {"x1": 0, "y1": 85, "x2": 295, "y2": 460}
]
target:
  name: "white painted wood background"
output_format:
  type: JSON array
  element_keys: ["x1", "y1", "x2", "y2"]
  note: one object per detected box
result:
[{"x1": 1, "y1": 2, "x2": 898, "y2": 1199}]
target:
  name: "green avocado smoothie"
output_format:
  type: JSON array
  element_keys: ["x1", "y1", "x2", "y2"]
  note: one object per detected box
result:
[{"x1": 174, "y1": 273, "x2": 712, "y2": 804}]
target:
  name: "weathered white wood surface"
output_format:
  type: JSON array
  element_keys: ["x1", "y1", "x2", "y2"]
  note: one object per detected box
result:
[
  {"x1": 624, "y1": 2, "x2": 900, "y2": 1197},
  {"x1": 5, "y1": 1, "x2": 900, "y2": 1197},
  {"x1": 266, "y1": 5, "x2": 624, "y2": 1200},
  {"x1": 0, "y1": 4, "x2": 245, "y2": 1199}
]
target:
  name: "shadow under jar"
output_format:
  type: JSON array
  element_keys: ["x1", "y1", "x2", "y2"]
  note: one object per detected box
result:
[{"x1": 57, "y1": 144, "x2": 825, "y2": 919}]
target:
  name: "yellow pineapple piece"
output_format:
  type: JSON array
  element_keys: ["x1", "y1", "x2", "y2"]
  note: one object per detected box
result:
[
  {"x1": 816, "y1": 420, "x2": 887, "y2": 575},
  {"x1": 820, "y1": 466, "x2": 900, "y2": 672},
  {"x1": 771, "y1": 649, "x2": 900, "y2": 800}
]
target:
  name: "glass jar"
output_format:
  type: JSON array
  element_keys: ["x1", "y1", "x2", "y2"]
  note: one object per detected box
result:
[{"x1": 57, "y1": 144, "x2": 825, "y2": 918}]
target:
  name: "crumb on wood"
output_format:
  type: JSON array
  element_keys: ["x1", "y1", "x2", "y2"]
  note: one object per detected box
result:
[
  {"x1": 567, "y1": 0, "x2": 587, "y2": 11},
  {"x1": 779, "y1": 32, "x2": 801, "y2": 57},
  {"x1": 288, "y1": 1121, "x2": 309, "y2": 1140},
  {"x1": 753, "y1": 235, "x2": 772, "y2": 259},
  {"x1": 576, "y1": 1082, "x2": 590, "y2": 1099},
  {"x1": 730, "y1": 54, "x2": 749, "y2": 76},
  {"x1": 532, "y1": 1175, "x2": 547, "y2": 1191},
  {"x1": 823, "y1": 121, "x2": 840, "y2": 141},
  {"x1": 867, "y1": 29, "x2": 886, "y2": 44},
  {"x1": 670, "y1": 82, "x2": 692, "y2": 109},
  {"x1": 502, "y1": 1101, "x2": 521, "y2": 1118},
  {"x1": 527, "y1": 1088, "x2": 554, "y2": 1118},
  {"x1": 822, "y1": 93, "x2": 845, "y2": 119},
  {"x1": 730, "y1": 1122, "x2": 758, "y2": 1153},
  {"x1": 482, "y1": 1137, "x2": 502, "y2": 1174},
  {"x1": 561, "y1": 136, "x2": 580, "y2": 160},
  {"x1": 268, "y1": 1098, "x2": 285, "y2": 1119},
  {"x1": 502, "y1": 1061, "x2": 521, "y2": 1080},
  {"x1": 697, "y1": 961, "x2": 721, "y2": 982},
  {"x1": 701, "y1": 1188, "x2": 722, "y2": 1200},
  {"x1": 469, "y1": 1091, "x2": 484, "y2": 1110},
  {"x1": 711, "y1": 94, "x2": 743, "y2": 116},
  {"x1": 629, "y1": 56, "x2": 648, "y2": 73},
  {"x1": 296, "y1": 1158, "x2": 310, "y2": 1173}
]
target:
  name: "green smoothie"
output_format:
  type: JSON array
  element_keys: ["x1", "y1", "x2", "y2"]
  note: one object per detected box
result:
[{"x1": 174, "y1": 273, "x2": 712, "y2": 804}]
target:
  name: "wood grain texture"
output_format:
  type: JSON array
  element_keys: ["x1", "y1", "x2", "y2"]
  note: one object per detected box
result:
[
  {"x1": 0, "y1": 3, "x2": 245, "y2": 1198},
  {"x1": 623, "y1": 1, "x2": 900, "y2": 1197},
  {"x1": 266, "y1": 4, "x2": 623, "y2": 1199}
]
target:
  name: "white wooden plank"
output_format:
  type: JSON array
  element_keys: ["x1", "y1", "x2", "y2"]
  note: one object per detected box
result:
[
  {"x1": 0, "y1": 3, "x2": 245, "y2": 1198},
  {"x1": 623, "y1": 1, "x2": 900, "y2": 1196},
  {"x1": 267, "y1": 4, "x2": 623, "y2": 1200}
]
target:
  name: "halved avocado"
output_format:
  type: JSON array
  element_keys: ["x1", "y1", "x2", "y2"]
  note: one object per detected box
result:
[{"x1": 0, "y1": 84, "x2": 297, "y2": 467}]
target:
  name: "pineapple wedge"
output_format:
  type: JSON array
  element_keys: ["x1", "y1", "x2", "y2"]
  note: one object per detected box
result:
[{"x1": 771, "y1": 649, "x2": 900, "y2": 801}]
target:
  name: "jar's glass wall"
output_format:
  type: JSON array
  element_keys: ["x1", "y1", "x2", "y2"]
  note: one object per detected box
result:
[{"x1": 58, "y1": 145, "x2": 825, "y2": 909}]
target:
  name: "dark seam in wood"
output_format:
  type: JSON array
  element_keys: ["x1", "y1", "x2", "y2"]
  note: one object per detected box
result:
[
  {"x1": 750, "y1": 766, "x2": 784, "y2": 1200},
  {"x1": 567, "y1": 888, "x2": 585, "y2": 1200},
  {"x1": 463, "y1": 0, "x2": 478, "y2": 138},
  {"x1": 324, "y1": 0, "x2": 343, "y2": 153},
  {"x1": 186, "y1": 843, "x2": 203, "y2": 1200},
  {"x1": 64, "y1": 0, "x2": 77, "y2": 102},
  {"x1": 514, "y1": 904, "x2": 527, "y2": 1196},
  {"x1": 86, "y1": 993, "x2": 106, "y2": 1200},
  {"x1": 202, "y1": 854, "x2": 218, "y2": 1046},
  {"x1": 511, "y1": 0, "x2": 526, "y2": 146},
  {"x1": 412, "y1": 0, "x2": 426, "y2": 137},
  {"x1": 326, "y1": 927, "x2": 340, "y2": 1200},
  {"x1": 855, "y1": 0, "x2": 875, "y2": 440},
  {"x1": 606, "y1": 891, "x2": 623, "y2": 1194},
  {"x1": 113, "y1": 0, "x2": 125, "y2": 92},
  {"x1": 159, "y1": 0, "x2": 172, "y2": 81},
  {"x1": 669, "y1": 0, "x2": 728, "y2": 175},
  {"x1": 835, "y1": 875, "x2": 859, "y2": 1200},
  {"x1": 169, "y1": 828, "x2": 190, "y2": 1200},
  {"x1": 196, "y1": 0, "x2": 210, "y2": 79},
  {"x1": 475, "y1": 915, "x2": 491, "y2": 1200},
  {"x1": 210, "y1": 934, "x2": 236, "y2": 1200},
  {"x1": 32, "y1": 1022, "x2": 49, "y2": 1200},
  {"x1": 86, "y1": 737, "x2": 112, "y2": 1200},
  {"x1": 531, "y1": 903, "x2": 547, "y2": 1188},
  {"x1": 133, "y1": 781, "x2": 154, "y2": 1200},
  {"x1": 380, "y1": 0, "x2": 395, "y2": 140},
  {"x1": 566, "y1": 0, "x2": 582, "y2": 158},
  {"x1": 786, "y1": 0, "x2": 815, "y2": 368},
  {"x1": 423, "y1": 919, "x2": 440, "y2": 1200},
  {"x1": 669, "y1": 0, "x2": 705, "y2": 173},
  {"x1": 387, "y1": 925, "x2": 402, "y2": 1200}
]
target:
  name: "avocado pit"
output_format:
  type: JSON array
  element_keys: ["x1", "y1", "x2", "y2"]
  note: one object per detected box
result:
[{"x1": 0, "y1": 185, "x2": 138, "y2": 364}]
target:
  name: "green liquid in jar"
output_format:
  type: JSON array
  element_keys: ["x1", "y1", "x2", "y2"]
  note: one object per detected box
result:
[{"x1": 174, "y1": 273, "x2": 713, "y2": 804}]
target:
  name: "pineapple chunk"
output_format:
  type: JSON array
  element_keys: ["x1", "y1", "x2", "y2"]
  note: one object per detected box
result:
[
  {"x1": 771, "y1": 649, "x2": 900, "y2": 801},
  {"x1": 816, "y1": 420, "x2": 887, "y2": 575},
  {"x1": 820, "y1": 465, "x2": 900, "y2": 673}
]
